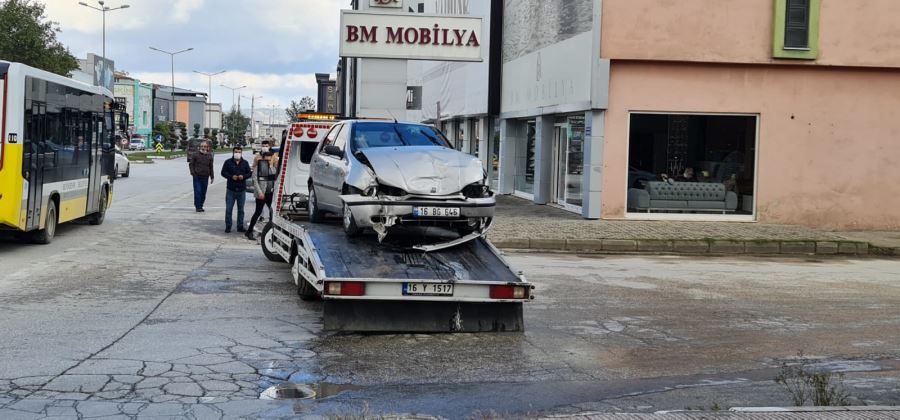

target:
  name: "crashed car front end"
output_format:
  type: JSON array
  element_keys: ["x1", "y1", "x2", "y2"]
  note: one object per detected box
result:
[{"x1": 341, "y1": 146, "x2": 496, "y2": 250}]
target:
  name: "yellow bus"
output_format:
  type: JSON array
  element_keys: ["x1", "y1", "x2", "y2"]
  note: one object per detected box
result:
[{"x1": 0, "y1": 61, "x2": 125, "y2": 244}]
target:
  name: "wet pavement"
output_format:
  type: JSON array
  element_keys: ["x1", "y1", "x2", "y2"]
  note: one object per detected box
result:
[{"x1": 1, "y1": 156, "x2": 900, "y2": 418}]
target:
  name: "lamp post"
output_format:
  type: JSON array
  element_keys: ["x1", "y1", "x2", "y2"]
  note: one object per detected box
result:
[
  {"x1": 149, "y1": 46, "x2": 193, "y2": 121},
  {"x1": 78, "y1": 1, "x2": 130, "y2": 61},
  {"x1": 221, "y1": 84, "x2": 246, "y2": 145},
  {"x1": 193, "y1": 70, "x2": 225, "y2": 133},
  {"x1": 242, "y1": 94, "x2": 263, "y2": 139}
]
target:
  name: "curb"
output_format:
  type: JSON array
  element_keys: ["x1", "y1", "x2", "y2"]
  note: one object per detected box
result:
[{"x1": 489, "y1": 238, "x2": 885, "y2": 257}]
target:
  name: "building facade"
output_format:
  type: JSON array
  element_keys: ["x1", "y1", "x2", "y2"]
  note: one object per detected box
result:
[
  {"x1": 599, "y1": 0, "x2": 900, "y2": 229},
  {"x1": 204, "y1": 103, "x2": 223, "y2": 131},
  {"x1": 315, "y1": 73, "x2": 338, "y2": 114},
  {"x1": 113, "y1": 75, "x2": 154, "y2": 144}
]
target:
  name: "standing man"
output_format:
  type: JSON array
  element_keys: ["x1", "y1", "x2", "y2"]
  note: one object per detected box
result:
[
  {"x1": 245, "y1": 151, "x2": 276, "y2": 240},
  {"x1": 220, "y1": 146, "x2": 252, "y2": 233},
  {"x1": 189, "y1": 141, "x2": 214, "y2": 212}
]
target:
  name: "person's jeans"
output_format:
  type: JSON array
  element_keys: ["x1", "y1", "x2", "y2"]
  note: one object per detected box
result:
[
  {"x1": 225, "y1": 189, "x2": 246, "y2": 229},
  {"x1": 247, "y1": 191, "x2": 274, "y2": 233},
  {"x1": 192, "y1": 176, "x2": 209, "y2": 210}
]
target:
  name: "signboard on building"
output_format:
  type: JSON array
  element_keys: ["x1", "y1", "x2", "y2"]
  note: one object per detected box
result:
[
  {"x1": 87, "y1": 54, "x2": 115, "y2": 92},
  {"x1": 340, "y1": 11, "x2": 483, "y2": 62},
  {"x1": 369, "y1": 0, "x2": 402, "y2": 8}
]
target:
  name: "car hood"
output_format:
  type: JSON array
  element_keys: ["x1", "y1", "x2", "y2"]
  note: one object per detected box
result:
[{"x1": 358, "y1": 146, "x2": 484, "y2": 195}]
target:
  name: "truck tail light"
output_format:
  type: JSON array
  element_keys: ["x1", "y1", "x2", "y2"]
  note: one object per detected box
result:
[
  {"x1": 325, "y1": 281, "x2": 365, "y2": 296},
  {"x1": 490, "y1": 285, "x2": 527, "y2": 300}
]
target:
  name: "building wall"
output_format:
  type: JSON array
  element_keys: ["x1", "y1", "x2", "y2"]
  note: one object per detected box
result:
[
  {"x1": 600, "y1": 0, "x2": 900, "y2": 68},
  {"x1": 603, "y1": 61, "x2": 900, "y2": 229},
  {"x1": 135, "y1": 83, "x2": 153, "y2": 136}
]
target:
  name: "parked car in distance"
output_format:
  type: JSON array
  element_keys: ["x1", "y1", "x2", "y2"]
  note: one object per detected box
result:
[
  {"x1": 129, "y1": 138, "x2": 146, "y2": 151},
  {"x1": 114, "y1": 148, "x2": 130, "y2": 178},
  {"x1": 308, "y1": 120, "x2": 495, "y2": 246}
]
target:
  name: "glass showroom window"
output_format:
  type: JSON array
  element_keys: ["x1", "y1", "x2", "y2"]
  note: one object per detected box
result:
[
  {"x1": 514, "y1": 120, "x2": 536, "y2": 195},
  {"x1": 626, "y1": 113, "x2": 757, "y2": 216}
]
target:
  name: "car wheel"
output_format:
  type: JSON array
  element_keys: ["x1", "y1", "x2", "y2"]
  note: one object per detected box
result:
[
  {"x1": 342, "y1": 202, "x2": 361, "y2": 237},
  {"x1": 30, "y1": 199, "x2": 58, "y2": 244},
  {"x1": 261, "y1": 222, "x2": 285, "y2": 262},
  {"x1": 123, "y1": 164, "x2": 130, "y2": 178},
  {"x1": 114, "y1": 166, "x2": 119, "y2": 179},
  {"x1": 89, "y1": 187, "x2": 107, "y2": 225},
  {"x1": 308, "y1": 186, "x2": 324, "y2": 223}
]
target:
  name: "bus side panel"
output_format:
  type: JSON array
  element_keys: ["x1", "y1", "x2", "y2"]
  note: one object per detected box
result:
[{"x1": 0, "y1": 73, "x2": 27, "y2": 230}]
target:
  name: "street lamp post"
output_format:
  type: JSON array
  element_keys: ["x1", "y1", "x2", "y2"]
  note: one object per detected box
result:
[
  {"x1": 242, "y1": 94, "x2": 263, "y2": 140},
  {"x1": 149, "y1": 46, "x2": 194, "y2": 121},
  {"x1": 221, "y1": 84, "x2": 246, "y2": 145},
  {"x1": 78, "y1": 1, "x2": 130, "y2": 61},
  {"x1": 193, "y1": 70, "x2": 225, "y2": 133}
]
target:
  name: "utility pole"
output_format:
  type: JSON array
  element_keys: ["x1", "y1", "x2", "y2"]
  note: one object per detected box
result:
[{"x1": 242, "y1": 94, "x2": 263, "y2": 139}]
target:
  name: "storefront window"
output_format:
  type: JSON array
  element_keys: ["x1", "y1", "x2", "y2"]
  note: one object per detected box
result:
[
  {"x1": 563, "y1": 115, "x2": 584, "y2": 208},
  {"x1": 514, "y1": 120, "x2": 536, "y2": 195},
  {"x1": 489, "y1": 119, "x2": 500, "y2": 190},
  {"x1": 626, "y1": 113, "x2": 757, "y2": 216}
]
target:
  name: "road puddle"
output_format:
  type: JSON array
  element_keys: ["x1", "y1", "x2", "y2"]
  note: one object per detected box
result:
[{"x1": 260, "y1": 382, "x2": 363, "y2": 400}]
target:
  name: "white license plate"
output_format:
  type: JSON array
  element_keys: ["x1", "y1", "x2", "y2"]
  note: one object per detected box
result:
[
  {"x1": 403, "y1": 283, "x2": 454, "y2": 296},
  {"x1": 413, "y1": 207, "x2": 460, "y2": 217}
]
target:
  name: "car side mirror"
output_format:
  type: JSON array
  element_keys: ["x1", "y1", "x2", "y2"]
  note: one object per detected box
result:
[{"x1": 323, "y1": 145, "x2": 343, "y2": 157}]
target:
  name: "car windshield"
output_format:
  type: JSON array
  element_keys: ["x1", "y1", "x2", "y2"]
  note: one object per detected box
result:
[{"x1": 351, "y1": 123, "x2": 450, "y2": 151}]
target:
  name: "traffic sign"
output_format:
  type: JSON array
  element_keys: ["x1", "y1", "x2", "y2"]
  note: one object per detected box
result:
[
  {"x1": 155, "y1": 143, "x2": 164, "y2": 153},
  {"x1": 155, "y1": 134, "x2": 163, "y2": 142}
]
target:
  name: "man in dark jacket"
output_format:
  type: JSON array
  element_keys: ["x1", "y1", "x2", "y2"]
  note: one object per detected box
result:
[
  {"x1": 220, "y1": 146, "x2": 252, "y2": 233},
  {"x1": 189, "y1": 141, "x2": 214, "y2": 212}
]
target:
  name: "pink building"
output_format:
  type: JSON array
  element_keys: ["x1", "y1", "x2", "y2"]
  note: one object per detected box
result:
[{"x1": 601, "y1": 0, "x2": 900, "y2": 229}]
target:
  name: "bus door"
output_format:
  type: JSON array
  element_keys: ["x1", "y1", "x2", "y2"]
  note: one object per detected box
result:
[
  {"x1": 85, "y1": 112, "x2": 102, "y2": 214},
  {"x1": 23, "y1": 102, "x2": 46, "y2": 231}
]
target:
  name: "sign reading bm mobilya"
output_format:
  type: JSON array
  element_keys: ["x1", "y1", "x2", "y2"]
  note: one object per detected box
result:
[{"x1": 339, "y1": 11, "x2": 483, "y2": 62}]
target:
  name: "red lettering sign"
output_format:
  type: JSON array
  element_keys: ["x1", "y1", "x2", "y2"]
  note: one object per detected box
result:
[{"x1": 346, "y1": 25, "x2": 359, "y2": 42}]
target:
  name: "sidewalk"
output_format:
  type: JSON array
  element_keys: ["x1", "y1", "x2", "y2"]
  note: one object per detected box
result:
[{"x1": 488, "y1": 196, "x2": 899, "y2": 257}]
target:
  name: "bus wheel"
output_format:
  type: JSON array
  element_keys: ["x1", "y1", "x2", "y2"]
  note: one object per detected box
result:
[
  {"x1": 31, "y1": 200, "x2": 58, "y2": 244},
  {"x1": 89, "y1": 188, "x2": 108, "y2": 225}
]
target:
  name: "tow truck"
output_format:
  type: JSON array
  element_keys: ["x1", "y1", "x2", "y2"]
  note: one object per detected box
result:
[{"x1": 258, "y1": 114, "x2": 533, "y2": 332}]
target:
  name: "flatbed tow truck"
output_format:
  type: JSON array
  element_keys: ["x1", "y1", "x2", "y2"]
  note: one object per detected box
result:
[{"x1": 258, "y1": 115, "x2": 533, "y2": 332}]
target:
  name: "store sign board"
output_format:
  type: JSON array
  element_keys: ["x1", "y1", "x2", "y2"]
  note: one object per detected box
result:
[
  {"x1": 340, "y1": 11, "x2": 483, "y2": 62},
  {"x1": 369, "y1": 0, "x2": 402, "y2": 8}
]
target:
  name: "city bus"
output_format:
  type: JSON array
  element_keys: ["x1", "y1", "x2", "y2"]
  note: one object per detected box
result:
[{"x1": 0, "y1": 60, "x2": 125, "y2": 244}]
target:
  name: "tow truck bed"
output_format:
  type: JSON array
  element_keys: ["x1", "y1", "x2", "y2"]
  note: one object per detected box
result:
[{"x1": 266, "y1": 215, "x2": 532, "y2": 332}]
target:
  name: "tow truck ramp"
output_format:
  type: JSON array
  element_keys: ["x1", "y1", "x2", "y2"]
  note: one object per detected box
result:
[{"x1": 263, "y1": 215, "x2": 533, "y2": 332}]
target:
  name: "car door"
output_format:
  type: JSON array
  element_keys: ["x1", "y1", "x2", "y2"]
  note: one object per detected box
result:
[
  {"x1": 323, "y1": 124, "x2": 350, "y2": 208},
  {"x1": 311, "y1": 124, "x2": 342, "y2": 211}
]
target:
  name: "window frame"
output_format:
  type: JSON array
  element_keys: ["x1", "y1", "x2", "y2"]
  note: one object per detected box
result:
[{"x1": 772, "y1": 0, "x2": 821, "y2": 60}]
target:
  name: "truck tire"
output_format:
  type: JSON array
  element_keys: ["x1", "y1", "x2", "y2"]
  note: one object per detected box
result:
[
  {"x1": 308, "y1": 186, "x2": 324, "y2": 223},
  {"x1": 30, "y1": 199, "x2": 58, "y2": 245},
  {"x1": 89, "y1": 187, "x2": 108, "y2": 225},
  {"x1": 292, "y1": 254, "x2": 320, "y2": 301},
  {"x1": 260, "y1": 222, "x2": 285, "y2": 262}
]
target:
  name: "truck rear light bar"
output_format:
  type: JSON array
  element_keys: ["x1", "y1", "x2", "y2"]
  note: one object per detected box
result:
[
  {"x1": 489, "y1": 285, "x2": 527, "y2": 300},
  {"x1": 325, "y1": 281, "x2": 366, "y2": 296}
]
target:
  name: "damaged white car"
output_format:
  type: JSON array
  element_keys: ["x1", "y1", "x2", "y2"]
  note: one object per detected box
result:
[{"x1": 307, "y1": 120, "x2": 495, "y2": 250}]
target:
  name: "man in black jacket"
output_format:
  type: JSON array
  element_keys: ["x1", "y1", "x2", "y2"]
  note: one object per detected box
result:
[
  {"x1": 189, "y1": 141, "x2": 214, "y2": 212},
  {"x1": 220, "y1": 146, "x2": 252, "y2": 233}
]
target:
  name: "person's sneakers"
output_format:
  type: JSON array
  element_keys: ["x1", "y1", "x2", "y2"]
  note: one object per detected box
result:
[
  {"x1": 244, "y1": 230, "x2": 255, "y2": 240},
  {"x1": 198, "y1": 208, "x2": 205, "y2": 212},
  {"x1": 237, "y1": 226, "x2": 246, "y2": 233},
  {"x1": 225, "y1": 227, "x2": 231, "y2": 233}
]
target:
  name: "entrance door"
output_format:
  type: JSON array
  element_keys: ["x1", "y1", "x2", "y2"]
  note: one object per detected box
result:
[
  {"x1": 552, "y1": 124, "x2": 583, "y2": 212},
  {"x1": 23, "y1": 102, "x2": 46, "y2": 231}
]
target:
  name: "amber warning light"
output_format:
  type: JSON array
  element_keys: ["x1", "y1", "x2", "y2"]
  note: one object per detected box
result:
[{"x1": 297, "y1": 113, "x2": 336, "y2": 121}]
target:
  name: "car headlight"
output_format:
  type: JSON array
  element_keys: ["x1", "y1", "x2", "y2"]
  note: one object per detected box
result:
[
  {"x1": 462, "y1": 183, "x2": 491, "y2": 198},
  {"x1": 363, "y1": 186, "x2": 378, "y2": 196},
  {"x1": 377, "y1": 183, "x2": 407, "y2": 197}
]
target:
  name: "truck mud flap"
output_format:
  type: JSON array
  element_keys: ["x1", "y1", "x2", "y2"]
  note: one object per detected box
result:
[{"x1": 323, "y1": 301, "x2": 524, "y2": 333}]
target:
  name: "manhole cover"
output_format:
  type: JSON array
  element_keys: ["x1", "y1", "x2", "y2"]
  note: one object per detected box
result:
[{"x1": 260, "y1": 383, "x2": 316, "y2": 400}]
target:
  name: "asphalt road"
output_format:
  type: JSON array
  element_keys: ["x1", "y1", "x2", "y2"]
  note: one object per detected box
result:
[{"x1": 1, "y1": 156, "x2": 899, "y2": 419}]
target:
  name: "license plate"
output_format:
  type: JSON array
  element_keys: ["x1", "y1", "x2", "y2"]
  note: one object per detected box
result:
[
  {"x1": 403, "y1": 283, "x2": 454, "y2": 296},
  {"x1": 413, "y1": 207, "x2": 460, "y2": 217}
]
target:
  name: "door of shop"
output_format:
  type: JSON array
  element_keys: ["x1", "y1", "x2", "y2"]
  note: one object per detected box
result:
[{"x1": 551, "y1": 124, "x2": 583, "y2": 212}]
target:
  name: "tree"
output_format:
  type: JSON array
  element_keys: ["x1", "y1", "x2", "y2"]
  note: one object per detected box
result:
[
  {"x1": 152, "y1": 122, "x2": 174, "y2": 151},
  {"x1": 0, "y1": 0, "x2": 79, "y2": 76},
  {"x1": 192, "y1": 123, "x2": 201, "y2": 139},
  {"x1": 285, "y1": 97, "x2": 316, "y2": 122},
  {"x1": 223, "y1": 110, "x2": 250, "y2": 147}
]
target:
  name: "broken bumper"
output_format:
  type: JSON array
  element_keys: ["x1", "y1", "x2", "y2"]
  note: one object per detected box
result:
[{"x1": 340, "y1": 194, "x2": 496, "y2": 227}]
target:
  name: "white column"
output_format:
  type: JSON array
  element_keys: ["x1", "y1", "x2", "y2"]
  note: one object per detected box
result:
[
  {"x1": 477, "y1": 117, "x2": 490, "y2": 173},
  {"x1": 582, "y1": 109, "x2": 605, "y2": 219},
  {"x1": 533, "y1": 115, "x2": 555, "y2": 205},
  {"x1": 498, "y1": 119, "x2": 519, "y2": 195},
  {"x1": 462, "y1": 118, "x2": 473, "y2": 155}
]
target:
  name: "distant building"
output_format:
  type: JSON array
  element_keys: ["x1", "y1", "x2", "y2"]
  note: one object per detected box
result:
[
  {"x1": 315, "y1": 73, "x2": 337, "y2": 114},
  {"x1": 204, "y1": 103, "x2": 223, "y2": 131},
  {"x1": 113, "y1": 73, "x2": 153, "y2": 142}
]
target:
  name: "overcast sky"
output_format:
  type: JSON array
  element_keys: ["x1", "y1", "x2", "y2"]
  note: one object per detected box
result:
[{"x1": 42, "y1": 0, "x2": 345, "y2": 123}]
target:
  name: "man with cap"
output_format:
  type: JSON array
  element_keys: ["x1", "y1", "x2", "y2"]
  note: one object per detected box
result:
[{"x1": 220, "y1": 146, "x2": 252, "y2": 233}]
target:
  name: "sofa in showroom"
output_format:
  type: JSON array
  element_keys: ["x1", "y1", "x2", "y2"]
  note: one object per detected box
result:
[{"x1": 627, "y1": 181, "x2": 738, "y2": 213}]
